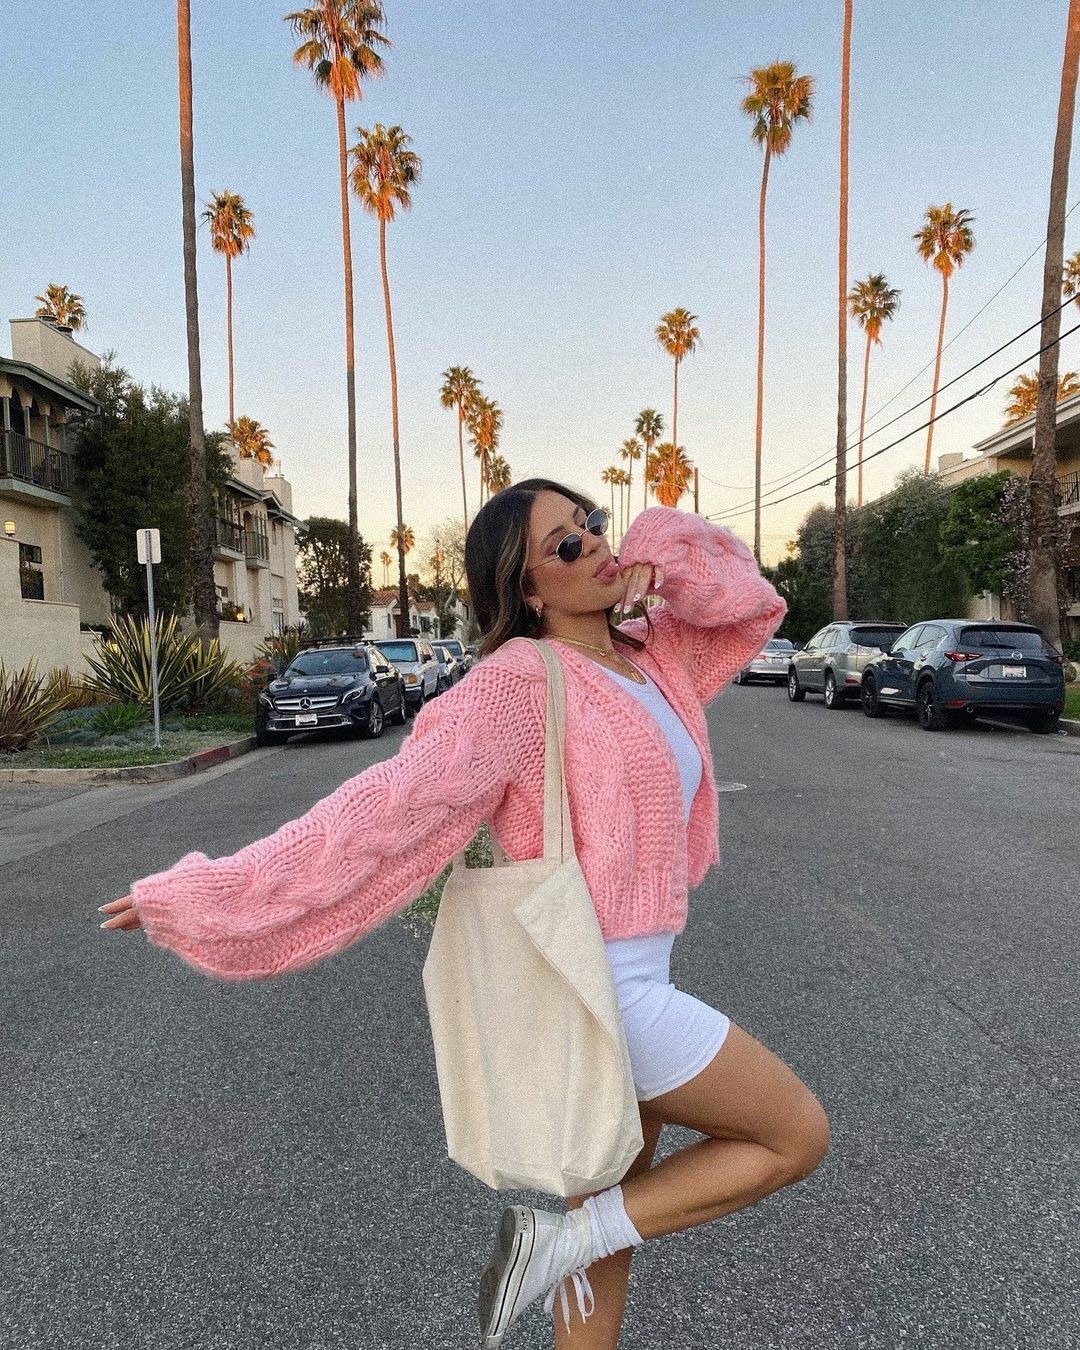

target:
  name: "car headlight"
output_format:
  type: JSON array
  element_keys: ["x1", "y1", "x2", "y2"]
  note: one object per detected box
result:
[
  {"x1": 404, "y1": 674, "x2": 418, "y2": 684},
  {"x1": 342, "y1": 687, "x2": 368, "y2": 703},
  {"x1": 258, "y1": 693, "x2": 273, "y2": 707}
]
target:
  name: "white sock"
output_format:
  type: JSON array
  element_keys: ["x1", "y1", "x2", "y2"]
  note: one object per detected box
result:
[{"x1": 580, "y1": 1185, "x2": 645, "y2": 1262}]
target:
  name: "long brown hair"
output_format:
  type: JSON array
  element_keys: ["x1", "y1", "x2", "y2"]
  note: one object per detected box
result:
[{"x1": 465, "y1": 478, "x2": 648, "y2": 657}]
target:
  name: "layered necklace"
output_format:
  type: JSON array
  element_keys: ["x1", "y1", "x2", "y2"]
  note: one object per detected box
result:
[{"x1": 549, "y1": 635, "x2": 647, "y2": 684}]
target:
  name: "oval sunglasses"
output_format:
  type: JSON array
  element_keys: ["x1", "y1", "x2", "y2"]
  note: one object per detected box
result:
[{"x1": 528, "y1": 508, "x2": 610, "y2": 570}]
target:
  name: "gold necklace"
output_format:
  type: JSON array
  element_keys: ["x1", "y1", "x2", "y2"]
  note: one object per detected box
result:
[{"x1": 550, "y1": 635, "x2": 647, "y2": 684}]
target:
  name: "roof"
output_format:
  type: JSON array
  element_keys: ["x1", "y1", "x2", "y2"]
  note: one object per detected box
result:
[
  {"x1": 972, "y1": 388, "x2": 1080, "y2": 460},
  {"x1": 0, "y1": 357, "x2": 98, "y2": 413}
]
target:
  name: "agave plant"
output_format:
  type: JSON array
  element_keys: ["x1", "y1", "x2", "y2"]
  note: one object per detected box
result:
[
  {"x1": 84, "y1": 614, "x2": 244, "y2": 712},
  {"x1": 46, "y1": 667, "x2": 112, "y2": 709},
  {"x1": 93, "y1": 702, "x2": 150, "y2": 736},
  {"x1": 254, "y1": 626, "x2": 306, "y2": 674},
  {"x1": 0, "y1": 661, "x2": 73, "y2": 752}
]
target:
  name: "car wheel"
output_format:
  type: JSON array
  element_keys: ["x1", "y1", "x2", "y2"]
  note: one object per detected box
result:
[
  {"x1": 364, "y1": 698, "x2": 385, "y2": 738},
  {"x1": 824, "y1": 671, "x2": 845, "y2": 709},
  {"x1": 1026, "y1": 711, "x2": 1060, "y2": 734},
  {"x1": 787, "y1": 668, "x2": 806, "y2": 703},
  {"x1": 861, "y1": 675, "x2": 883, "y2": 718},
  {"x1": 734, "y1": 670, "x2": 746, "y2": 685},
  {"x1": 916, "y1": 679, "x2": 948, "y2": 732},
  {"x1": 390, "y1": 686, "x2": 408, "y2": 725}
]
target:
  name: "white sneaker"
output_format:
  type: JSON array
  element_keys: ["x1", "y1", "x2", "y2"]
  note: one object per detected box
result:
[{"x1": 478, "y1": 1205, "x2": 595, "y2": 1347}]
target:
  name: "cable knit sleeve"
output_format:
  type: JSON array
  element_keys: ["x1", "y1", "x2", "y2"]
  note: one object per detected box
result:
[
  {"x1": 617, "y1": 507, "x2": 787, "y2": 704},
  {"x1": 129, "y1": 657, "x2": 542, "y2": 981}
]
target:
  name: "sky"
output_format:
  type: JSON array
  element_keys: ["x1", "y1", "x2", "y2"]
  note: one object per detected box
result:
[{"x1": 5, "y1": 0, "x2": 1080, "y2": 566}]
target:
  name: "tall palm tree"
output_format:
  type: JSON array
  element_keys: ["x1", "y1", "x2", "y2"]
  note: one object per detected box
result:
[
  {"x1": 286, "y1": 0, "x2": 389, "y2": 633},
  {"x1": 833, "y1": 1, "x2": 853, "y2": 621},
  {"x1": 390, "y1": 524, "x2": 414, "y2": 554},
  {"x1": 351, "y1": 122, "x2": 421, "y2": 637},
  {"x1": 848, "y1": 273, "x2": 901, "y2": 506},
  {"x1": 34, "y1": 284, "x2": 87, "y2": 330},
  {"x1": 601, "y1": 466, "x2": 618, "y2": 532},
  {"x1": 379, "y1": 550, "x2": 392, "y2": 586},
  {"x1": 650, "y1": 444, "x2": 694, "y2": 507},
  {"x1": 440, "y1": 365, "x2": 480, "y2": 534},
  {"x1": 202, "y1": 190, "x2": 255, "y2": 429},
  {"x1": 914, "y1": 202, "x2": 975, "y2": 474},
  {"x1": 177, "y1": 0, "x2": 216, "y2": 641},
  {"x1": 1063, "y1": 248, "x2": 1080, "y2": 302},
  {"x1": 1005, "y1": 370, "x2": 1080, "y2": 424},
  {"x1": 615, "y1": 467, "x2": 631, "y2": 542},
  {"x1": 742, "y1": 60, "x2": 814, "y2": 561},
  {"x1": 619, "y1": 437, "x2": 642, "y2": 530},
  {"x1": 467, "y1": 395, "x2": 502, "y2": 507},
  {"x1": 634, "y1": 409, "x2": 663, "y2": 511},
  {"x1": 486, "y1": 454, "x2": 512, "y2": 494},
  {"x1": 655, "y1": 309, "x2": 700, "y2": 489},
  {"x1": 230, "y1": 415, "x2": 274, "y2": 466}
]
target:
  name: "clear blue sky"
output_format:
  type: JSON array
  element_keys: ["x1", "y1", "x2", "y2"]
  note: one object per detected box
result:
[{"x1": 5, "y1": 1, "x2": 1079, "y2": 563}]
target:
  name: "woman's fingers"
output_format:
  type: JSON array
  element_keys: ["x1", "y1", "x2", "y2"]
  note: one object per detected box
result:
[
  {"x1": 618, "y1": 563, "x2": 658, "y2": 613},
  {"x1": 98, "y1": 896, "x2": 143, "y2": 931}
]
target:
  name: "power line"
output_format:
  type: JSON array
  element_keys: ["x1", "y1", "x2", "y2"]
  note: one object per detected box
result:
[{"x1": 705, "y1": 316, "x2": 1080, "y2": 524}]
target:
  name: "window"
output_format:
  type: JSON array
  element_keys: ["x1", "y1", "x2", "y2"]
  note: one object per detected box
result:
[
  {"x1": 958, "y1": 627, "x2": 1046, "y2": 653},
  {"x1": 288, "y1": 651, "x2": 368, "y2": 677},
  {"x1": 849, "y1": 625, "x2": 904, "y2": 653},
  {"x1": 915, "y1": 625, "x2": 946, "y2": 651},
  {"x1": 893, "y1": 626, "x2": 924, "y2": 651},
  {"x1": 805, "y1": 629, "x2": 827, "y2": 651},
  {"x1": 377, "y1": 640, "x2": 419, "y2": 663},
  {"x1": 19, "y1": 542, "x2": 44, "y2": 600}
]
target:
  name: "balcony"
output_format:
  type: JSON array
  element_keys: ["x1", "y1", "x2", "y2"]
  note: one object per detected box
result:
[
  {"x1": 213, "y1": 517, "x2": 244, "y2": 556},
  {"x1": 244, "y1": 529, "x2": 270, "y2": 566},
  {"x1": 0, "y1": 428, "x2": 71, "y2": 501},
  {"x1": 1057, "y1": 470, "x2": 1080, "y2": 512}
]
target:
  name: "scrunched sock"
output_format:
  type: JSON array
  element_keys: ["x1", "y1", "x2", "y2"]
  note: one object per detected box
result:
[{"x1": 581, "y1": 1185, "x2": 645, "y2": 1261}]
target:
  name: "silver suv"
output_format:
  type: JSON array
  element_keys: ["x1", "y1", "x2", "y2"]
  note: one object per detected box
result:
[
  {"x1": 374, "y1": 638, "x2": 441, "y2": 711},
  {"x1": 787, "y1": 621, "x2": 907, "y2": 709}
]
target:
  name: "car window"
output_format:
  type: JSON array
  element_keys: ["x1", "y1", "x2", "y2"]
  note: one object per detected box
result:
[
  {"x1": 916, "y1": 625, "x2": 946, "y2": 650},
  {"x1": 958, "y1": 627, "x2": 1045, "y2": 652},
  {"x1": 768, "y1": 638, "x2": 795, "y2": 651},
  {"x1": 819, "y1": 627, "x2": 840, "y2": 649},
  {"x1": 892, "y1": 626, "x2": 924, "y2": 651},
  {"x1": 288, "y1": 650, "x2": 367, "y2": 677},
  {"x1": 805, "y1": 629, "x2": 827, "y2": 651},
  {"x1": 377, "y1": 641, "x2": 419, "y2": 663},
  {"x1": 849, "y1": 625, "x2": 904, "y2": 652}
]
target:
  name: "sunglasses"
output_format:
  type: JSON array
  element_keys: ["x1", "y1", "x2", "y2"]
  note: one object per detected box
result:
[{"x1": 529, "y1": 508, "x2": 610, "y2": 569}]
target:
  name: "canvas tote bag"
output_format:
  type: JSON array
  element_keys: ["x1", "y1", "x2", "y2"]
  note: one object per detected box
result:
[{"x1": 422, "y1": 639, "x2": 644, "y2": 1197}]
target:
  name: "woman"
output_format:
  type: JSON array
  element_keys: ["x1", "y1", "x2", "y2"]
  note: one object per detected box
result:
[{"x1": 100, "y1": 481, "x2": 829, "y2": 1349}]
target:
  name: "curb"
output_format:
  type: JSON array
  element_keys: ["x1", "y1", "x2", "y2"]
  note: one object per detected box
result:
[
  {"x1": 1061, "y1": 718, "x2": 1080, "y2": 737},
  {"x1": 0, "y1": 736, "x2": 258, "y2": 786}
]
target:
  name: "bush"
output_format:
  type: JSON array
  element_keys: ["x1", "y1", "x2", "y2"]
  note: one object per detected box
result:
[
  {"x1": 46, "y1": 667, "x2": 113, "y2": 710},
  {"x1": 84, "y1": 614, "x2": 244, "y2": 712},
  {"x1": 94, "y1": 702, "x2": 149, "y2": 736},
  {"x1": 1062, "y1": 639, "x2": 1080, "y2": 663},
  {"x1": 0, "y1": 662, "x2": 72, "y2": 753},
  {"x1": 254, "y1": 626, "x2": 307, "y2": 674}
]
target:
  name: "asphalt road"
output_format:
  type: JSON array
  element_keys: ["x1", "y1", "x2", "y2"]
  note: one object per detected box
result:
[{"x1": 1, "y1": 685, "x2": 1077, "y2": 1350}]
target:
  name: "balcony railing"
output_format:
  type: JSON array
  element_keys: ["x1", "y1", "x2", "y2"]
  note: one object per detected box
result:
[
  {"x1": 213, "y1": 517, "x2": 244, "y2": 553},
  {"x1": 1057, "y1": 470, "x2": 1080, "y2": 509},
  {"x1": 0, "y1": 428, "x2": 71, "y2": 495},
  {"x1": 244, "y1": 529, "x2": 270, "y2": 563}
]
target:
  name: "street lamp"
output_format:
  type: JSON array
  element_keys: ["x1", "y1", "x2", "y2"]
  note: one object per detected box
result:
[{"x1": 3, "y1": 520, "x2": 15, "y2": 539}]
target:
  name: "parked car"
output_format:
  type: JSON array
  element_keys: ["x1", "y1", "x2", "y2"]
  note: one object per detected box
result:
[
  {"x1": 437, "y1": 637, "x2": 473, "y2": 673},
  {"x1": 373, "y1": 637, "x2": 441, "y2": 711},
  {"x1": 859, "y1": 620, "x2": 1066, "y2": 732},
  {"x1": 787, "y1": 621, "x2": 908, "y2": 708},
  {"x1": 255, "y1": 640, "x2": 408, "y2": 745},
  {"x1": 734, "y1": 637, "x2": 796, "y2": 685},
  {"x1": 432, "y1": 642, "x2": 463, "y2": 692}
]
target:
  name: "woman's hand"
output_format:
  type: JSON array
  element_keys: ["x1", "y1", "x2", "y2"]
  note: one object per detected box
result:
[
  {"x1": 615, "y1": 561, "x2": 665, "y2": 616},
  {"x1": 98, "y1": 896, "x2": 142, "y2": 931}
]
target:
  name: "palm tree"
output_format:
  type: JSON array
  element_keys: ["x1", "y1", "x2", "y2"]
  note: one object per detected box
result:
[
  {"x1": 634, "y1": 409, "x2": 663, "y2": 511},
  {"x1": 230, "y1": 415, "x2": 274, "y2": 466},
  {"x1": 655, "y1": 309, "x2": 700, "y2": 489},
  {"x1": 650, "y1": 444, "x2": 694, "y2": 507},
  {"x1": 848, "y1": 273, "x2": 901, "y2": 506},
  {"x1": 914, "y1": 202, "x2": 975, "y2": 474},
  {"x1": 379, "y1": 549, "x2": 392, "y2": 586},
  {"x1": 614, "y1": 467, "x2": 631, "y2": 542},
  {"x1": 202, "y1": 190, "x2": 255, "y2": 429},
  {"x1": 351, "y1": 122, "x2": 421, "y2": 637},
  {"x1": 833, "y1": 1, "x2": 853, "y2": 622},
  {"x1": 34, "y1": 284, "x2": 87, "y2": 330},
  {"x1": 742, "y1": 60, "x2": 815, "y2": 561},
  {"x1": 619, "y1": 437, "x2": 642, "y2": 530},
  {"x1": 286, "y1": 0, "x2": 389, "y2": 633},
  {"x1": 467, "y1": 395, "x2": 502, "y2": 506},
  {"x1": 1005, "y1": 369, "x2": 1080, "y2": 424},
  {"x1": 440, "y1": 365, "x2": 480, "y2": 533},
  {"x1": 601, "y1": 466, "x2": 618, "y2": 532},
  {"x1": 390, "y1": 524, "x2": 415, "y2": 555},
  {"x1": 1063, "y1": 248, "x2": 1080, "y2": 302},
  {"x1": 486, "y1": 454, "x2": 512, "y2": 494},
  {"x1": 178, "y1": 0, "x2": 216, "y2": 641}
]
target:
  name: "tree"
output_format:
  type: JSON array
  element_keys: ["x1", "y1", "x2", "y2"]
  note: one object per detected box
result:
[
  {"x1": 939, "y1": 471, "x2": 1019, "y2": 596},
  {"x1": 379, "y1": 549, "x2": 391, "y2": 586},
  {"x1": 615, "y1": 467, "x2": 631, "y2": 541},
  {"x1": 650, "y1": 444, "x2": 693, "y2": 507},
  {"x1": 654, "y1": 309, "x2": 700, "y2": 489},
  {"x1": 440, "y1": 365, "x2": 480, "y2": 534},
  {"x1": 601, "y1": 466, "x2": 618, "y2": 531},
  {"x1": 286, "y1": 0, "x2": 389, "y2": 633},
  {"x1": 351, "y1": 121, "x2": 421, "y2": 637},
  {"x1": 742, "y1": 60, "x2": 815, "y2": 561},
  {"x1": 833, "y1": 1, "x2": 853, "y2": 622},
  {"x1": 1029, "y1": 0, "x2": 1080, "y2": 648},
  {"x1": 634, "y1": 409, "x2": 663, "y2": 511},
  {"x1": 619, "y1": 437, "x2": 642, "y2": 532},
  {"x1": 1062, "y1": 247, "x2": 1080, "y2": 303},
  {"x1": 467, "y1": 395, "x2": 502, "y2": 506},
  {"x1": 1004, "y1": 369, "x2": 1080, "y2": 424},
  {"x1": 178, "y1": 0, "x2": 217, "y2": 641},
  {"x1": 69, "y1": 358, "x2": 231, "y2": 617},
  {"x1": 390, "y1": 524, "x2": 414, "y2": 554},
  {"x1": 202, "y1": 189, "x2": 255, "y2": 429},
  {"x1": 34, "y1": 284, "x2": 86, "y2": 330},
  {"x1": 761, "y1": 555, "x2": 830, "y2": 645},
  {"x1": 914, "y1": 202, "x2": 975, "y2": 473},
  {"x1": 230, "y1": 415, "x2": 274, "y2": 466},
  {"x1": 849, "y1": 273, "x2": 901, "y2": 505},
  {"x1": 486, "y1": 453, "x2": 512, "y2": 494},
  {"x1": 296, "y1": 515, "x2": 373, "y2": 635}
]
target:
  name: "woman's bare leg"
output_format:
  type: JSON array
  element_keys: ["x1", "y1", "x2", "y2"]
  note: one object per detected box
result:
[{"x1": 552, "y1": 1113, "x2": 663, "y2": 1350}]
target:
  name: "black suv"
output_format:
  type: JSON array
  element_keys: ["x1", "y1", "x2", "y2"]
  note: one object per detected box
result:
[{"x1": 255, "y1": 638, "x2": 408, "y2": 746}]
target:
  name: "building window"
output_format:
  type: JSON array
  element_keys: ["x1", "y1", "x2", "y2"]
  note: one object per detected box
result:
[
  {"x1": 272, "y1": 596, "x2": 284, "y2": 635},
  {"x1": 19, "y1": 542, "x2": 44, "y2": 600}
]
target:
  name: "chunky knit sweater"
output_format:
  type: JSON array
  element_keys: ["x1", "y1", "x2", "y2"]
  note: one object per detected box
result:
[{"x1": 130, "y1": 508, "x2": 785, "y2": 980}]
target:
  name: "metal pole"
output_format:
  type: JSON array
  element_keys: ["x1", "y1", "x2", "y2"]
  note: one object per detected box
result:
[
  {"x1": 145, "y1": 536, "x2": 162, "y2": 749},
  {"x1": 694, "y1": 466, "x2": 700, "y2": 514}
]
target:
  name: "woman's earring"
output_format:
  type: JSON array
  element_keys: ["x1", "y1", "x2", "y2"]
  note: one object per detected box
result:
[{"x1": 533, "y1": 604, "x2": 542, "y2": 618}]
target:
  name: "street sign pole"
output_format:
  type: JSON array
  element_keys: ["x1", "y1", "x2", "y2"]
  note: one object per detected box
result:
[{"x1": 137, "y1": 528, "x2": 162, "y2": 749}]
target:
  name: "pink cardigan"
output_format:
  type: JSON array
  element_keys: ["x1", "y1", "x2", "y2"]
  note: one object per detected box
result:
[{"x1": 131, "y1": 508, "x2": 786, "y2": 979}]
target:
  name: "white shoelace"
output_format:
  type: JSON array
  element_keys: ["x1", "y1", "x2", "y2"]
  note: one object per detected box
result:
[{"x1": 543, "y1": 1268, "x2": 596, "y2": 1331}]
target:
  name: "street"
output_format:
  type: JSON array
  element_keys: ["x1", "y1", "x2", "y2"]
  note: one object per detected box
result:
[{"x1": 1, "y1": 687, "x2": 1077, "y2": 1350}]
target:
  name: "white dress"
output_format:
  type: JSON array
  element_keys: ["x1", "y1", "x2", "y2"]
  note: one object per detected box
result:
[{"x1": 596, "y1": 663, "x2": 731, "y2": 1102}]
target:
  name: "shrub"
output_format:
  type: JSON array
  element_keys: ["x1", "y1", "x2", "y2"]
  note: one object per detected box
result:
[
  {"x1": 84, "y1": 614, "x2": 244, "y2": 712},
  {"x1": 254, "y1": 626, "x2": 307, "y2": 674},
  {"x1": 46, "y1": 667, "x2": 112, "y2": 710},
  {"x1": 94, "y1": 702, "x2": 149, "y2": 736},
  {"x1": 0, "y1": 661, "x2": 72, "y2": 753}
]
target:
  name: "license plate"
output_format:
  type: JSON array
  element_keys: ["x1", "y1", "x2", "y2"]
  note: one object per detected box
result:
[
  {"x1": 294, "y1": 713, "x2": 319, "y2": 725},
  {"x1": 1001, "y1": 665, "x2": 1026, "y2": 678}
]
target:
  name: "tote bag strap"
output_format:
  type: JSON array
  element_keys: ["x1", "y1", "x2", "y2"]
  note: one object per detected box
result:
[{"x1": 534, "y1": 640, "x2": 574, "y2": 865}]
